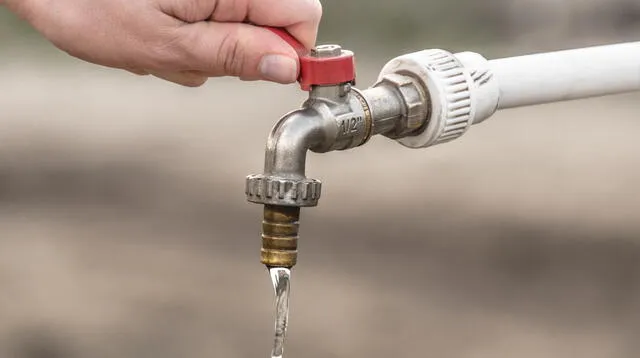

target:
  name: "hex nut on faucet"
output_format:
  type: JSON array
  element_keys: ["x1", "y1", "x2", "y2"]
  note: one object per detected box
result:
[{"x1": 373, "y1": 73, "x2": 429, "y2": 139}]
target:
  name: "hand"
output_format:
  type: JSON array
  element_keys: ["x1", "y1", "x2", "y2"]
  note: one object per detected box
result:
[{"x1": 3, "y1": 0, "x2": 322, "y2": 86}]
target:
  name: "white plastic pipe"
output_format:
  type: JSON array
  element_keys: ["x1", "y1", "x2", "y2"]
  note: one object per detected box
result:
[
  {"x1": 383, "y1": 42, "x2": 640, "y2": 149},
  {"x1": 489, "y1": 42, "x2": 640, "y2": 109}
]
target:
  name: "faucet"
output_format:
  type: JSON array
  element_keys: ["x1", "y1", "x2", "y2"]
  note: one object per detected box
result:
[
  {"x1": 245, "y1": 28, "x2": 478, "y2": 269},
  {"x1": 246, "y1": 28, "x2": 640, "y2": 270}
]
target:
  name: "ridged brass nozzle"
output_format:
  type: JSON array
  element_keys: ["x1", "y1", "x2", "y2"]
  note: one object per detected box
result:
[{"x1": 261, "y1": 205, "x2": 300, "y2": 268}]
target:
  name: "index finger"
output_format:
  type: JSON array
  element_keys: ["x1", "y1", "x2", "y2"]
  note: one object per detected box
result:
[{"x1": 212, "y1": 0, "x2": 323, "y2": 50}]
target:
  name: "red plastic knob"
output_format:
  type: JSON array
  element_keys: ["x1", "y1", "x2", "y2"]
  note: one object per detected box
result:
[{"x1": 265, "y1": 27, "x2": 356, "y2": 91}]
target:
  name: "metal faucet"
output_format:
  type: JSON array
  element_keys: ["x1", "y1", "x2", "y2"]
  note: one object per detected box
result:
[{"x1": 246, "y1": 29, "x2": 640, "y2": 269}]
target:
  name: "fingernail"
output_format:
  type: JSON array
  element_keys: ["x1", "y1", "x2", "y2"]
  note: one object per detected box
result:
[{"x1": 259, "y1": 55, "x2": 297, "y2": 83}]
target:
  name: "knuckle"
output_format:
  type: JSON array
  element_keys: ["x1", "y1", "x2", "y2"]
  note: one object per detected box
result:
[{"x1": 217, "y1": 29, "x2": 245, "y2": 77}]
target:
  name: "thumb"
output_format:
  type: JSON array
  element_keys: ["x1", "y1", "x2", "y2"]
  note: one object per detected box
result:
[{"x1": 175, "y1": 22, "x2": 300, "y2": 83}]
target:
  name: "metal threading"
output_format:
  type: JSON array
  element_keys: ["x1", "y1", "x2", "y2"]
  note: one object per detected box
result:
[
  {"x1": 261, "y1": 205, "x2": 300, "y2": 268},
  {"x1": 351, "y1": 88, "x2": 374, "y2": 146}
]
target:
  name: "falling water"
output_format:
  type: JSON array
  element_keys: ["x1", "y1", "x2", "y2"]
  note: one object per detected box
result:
[{"x1": 269, "y1": 267, "x2": 291, "y2": 358}]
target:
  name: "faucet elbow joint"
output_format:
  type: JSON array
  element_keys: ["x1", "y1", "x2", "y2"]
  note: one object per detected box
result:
[{"x1": 246, "y1": 83, "x2": 374, "y2": 208}]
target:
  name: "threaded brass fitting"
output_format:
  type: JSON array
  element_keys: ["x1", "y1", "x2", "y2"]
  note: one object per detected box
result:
[{"x1": 261, "y1": 205, "x2": 300, "y2": 268}]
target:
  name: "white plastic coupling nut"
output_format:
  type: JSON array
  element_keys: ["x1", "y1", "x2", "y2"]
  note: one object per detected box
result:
[{"x1": 378, "y1": 49, "x2": 499, "y2": 149}]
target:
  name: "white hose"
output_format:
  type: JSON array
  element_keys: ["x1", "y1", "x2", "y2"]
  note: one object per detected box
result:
[{"x1": 489, "y1": 42, "x2": 640, "y2": 109}]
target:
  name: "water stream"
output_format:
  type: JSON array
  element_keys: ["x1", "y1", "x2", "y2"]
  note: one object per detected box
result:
[{"x1": 269, "y1": 267, "x2": 291, "y2": 358}]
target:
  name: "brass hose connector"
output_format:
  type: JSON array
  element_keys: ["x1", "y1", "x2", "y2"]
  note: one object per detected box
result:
[{"x1": 261, "y1": 205, "x2": 300, "y2": 268}]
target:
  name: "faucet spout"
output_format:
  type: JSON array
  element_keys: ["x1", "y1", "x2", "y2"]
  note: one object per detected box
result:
[
  {"x1": 246, "y1": 106, "x2": 329, "y2": 209},
  {"x1": 245, "y1": 82, "x2": 385, "y2": 269},
  {"x1": 263, "y1": 107, "x2": 329, "y2": 180},
  {"x1": 246, "y1": 108, "x2": 331, "y2": 269}
]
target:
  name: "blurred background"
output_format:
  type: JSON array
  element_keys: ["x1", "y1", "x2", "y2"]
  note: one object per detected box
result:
[{"x1": 1, "y1": 1, "x2": 640, "y2": 357}]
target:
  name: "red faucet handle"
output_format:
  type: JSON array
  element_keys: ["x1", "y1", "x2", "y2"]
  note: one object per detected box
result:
[
  {"x1": 265, "y1": 27, "x2": 309, "y2": 57},
  {"x1": 264, "y1": 26, "x2": 356, "y2": 91}
]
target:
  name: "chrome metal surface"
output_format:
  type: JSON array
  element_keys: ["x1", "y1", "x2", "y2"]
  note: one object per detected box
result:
[
  {"x1": 246, "y1": 81, "x2": 378, "y2": 207},
  {"x1": 371, "y1": 73, "x2": 429, "y2": 139}
]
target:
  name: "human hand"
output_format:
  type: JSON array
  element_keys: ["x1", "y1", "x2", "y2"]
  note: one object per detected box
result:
[{"x1": 2, "y1": 0, "x2": 322, "y2": 86}]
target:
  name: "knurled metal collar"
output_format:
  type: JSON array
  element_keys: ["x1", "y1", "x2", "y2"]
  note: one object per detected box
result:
[
  {"x1": 378, "y1": 49, "x2": 475, "y2": 149},
  {"x1": 246, "y1": 174, "x2": 322, "y2": 207}
]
